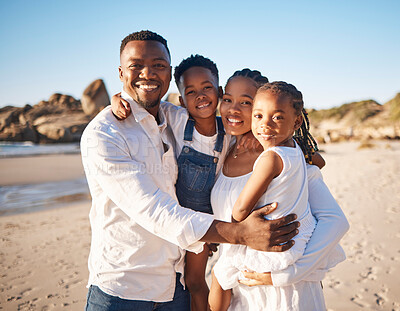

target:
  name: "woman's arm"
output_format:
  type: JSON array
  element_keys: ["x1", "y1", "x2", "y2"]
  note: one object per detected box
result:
[
  {"x1": 311, "y1": 152, "x2": 325, "y2": 169},
  {"x1": 239, "y1": 165, "x2": 349, "y2": 286},
  {"x1": 232, "y1": 151, "x2": 282, "y2": 222}
]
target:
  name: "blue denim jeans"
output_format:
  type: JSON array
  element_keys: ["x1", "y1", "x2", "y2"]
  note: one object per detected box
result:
[{"x1": 85, "y1": 274, "x2": 190, "y2": 311}]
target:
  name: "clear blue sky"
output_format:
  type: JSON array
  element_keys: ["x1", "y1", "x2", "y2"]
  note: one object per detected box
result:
[{"x1": 1, "y1": 0, "x2": 399, "y2": 109}]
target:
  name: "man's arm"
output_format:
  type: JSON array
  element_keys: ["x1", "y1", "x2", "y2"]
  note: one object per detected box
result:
[
  {"x1": 81, "y1": 124, "x2": 298, "y2": 252},
  {"x1": 81, "y1": 124, "x2": 213, "y2": 252},
  {"x1": 201, "y1": 205, "x2": 299, "y2": 252}
]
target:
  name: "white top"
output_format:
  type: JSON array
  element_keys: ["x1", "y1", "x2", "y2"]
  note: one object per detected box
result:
[
  {"x1": 213, "y1": 144, "x2": 317, "y2": 289},
  {"x1": 80, "y1": 92, "x2": 214, "y2": 302},
  {"x1": 161, "y1": 103, "x2": 231, "y2": 174},
  {"x1": 211, "y1": 163, "x2": 348, "y2": 287}
]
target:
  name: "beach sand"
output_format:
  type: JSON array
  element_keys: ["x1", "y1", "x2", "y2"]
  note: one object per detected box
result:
[{"x1": 1, "y1": 141, "x2": 399, "y2": 310}]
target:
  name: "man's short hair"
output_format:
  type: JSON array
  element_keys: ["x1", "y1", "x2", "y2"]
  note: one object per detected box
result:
[
  {"x1": 174, "y1": 54, "x2": 219, "y2": 88},
  {"x1": 120, "y1": 30, "x2": 170, "y2": 59}
]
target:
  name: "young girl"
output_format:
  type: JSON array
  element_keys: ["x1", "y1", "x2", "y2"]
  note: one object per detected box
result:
[{"x1": 209, "y1": 79, "x2": 345, "y2": 311}]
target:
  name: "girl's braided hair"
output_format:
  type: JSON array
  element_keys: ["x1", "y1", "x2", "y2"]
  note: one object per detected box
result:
[
  {"x1": 226, "y1": 68, "x2": 269, "y2": 88},
  {"x1": 257, "y1": 81, "x2": 319, "y2": 164}
]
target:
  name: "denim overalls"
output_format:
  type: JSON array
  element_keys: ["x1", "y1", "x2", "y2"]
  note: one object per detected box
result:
[{"x1": 175, "y1": 116, "x2": 225, "y2": 214}]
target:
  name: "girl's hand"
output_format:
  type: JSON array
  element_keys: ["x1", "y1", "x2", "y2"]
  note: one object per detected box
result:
[
  {"x1": 236, "y1": 131, "x2": 261, "y2": 151},
  {"x1": 111, "y1": 92, "x2": 131, "y2": 120},
  {"x1": 238, "y1": 270, "x2": 273, "y2": 286}
]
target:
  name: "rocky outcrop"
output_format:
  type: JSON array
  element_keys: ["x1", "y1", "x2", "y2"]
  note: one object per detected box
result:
[
  {"x1": 81, "y1": 79, "x2": 110, "y2": 116},
  {"x1": 0, "y1": 79, "x2": 111, "y2": 143},
  {"x1": 0, "y1": 95, "x2": 90, "y2": 143},
  {"x1": 33, "y1": 113, "x2": 90, "y2": 142},
  {"x1": 308, "y1": 97, "x2": 400, "y2": 142}
]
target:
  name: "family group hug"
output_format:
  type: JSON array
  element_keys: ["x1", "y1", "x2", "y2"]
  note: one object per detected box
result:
[{"x1": 80, "y1": 30, "x2": 349, "y2": 311}]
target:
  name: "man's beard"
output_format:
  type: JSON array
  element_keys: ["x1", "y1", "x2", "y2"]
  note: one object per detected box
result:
[{"x1": 134, "y1": 90, "x2": 162, "y2": 110}]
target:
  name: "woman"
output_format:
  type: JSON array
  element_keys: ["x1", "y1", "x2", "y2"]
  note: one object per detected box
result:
[{"x1": 209, "y1": 69, "x2": 349, "y2": 310}]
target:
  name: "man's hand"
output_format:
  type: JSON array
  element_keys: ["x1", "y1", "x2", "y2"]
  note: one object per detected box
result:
[{"x1": 236, "y1": 202, "x2": 299, "y2": 252}]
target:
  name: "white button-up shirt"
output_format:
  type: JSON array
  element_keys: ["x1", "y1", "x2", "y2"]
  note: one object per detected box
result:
[{"x1": 80, "y1": 92, "x2": 214, "y2": 302}]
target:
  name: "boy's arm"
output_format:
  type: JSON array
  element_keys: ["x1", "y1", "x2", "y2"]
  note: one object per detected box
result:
[
  {"x1": 111, "y1": 93, "x2": 131, "y2": 120},
  {"x1": 232, "y1": 151, "x2": 283, "y2": 222}
]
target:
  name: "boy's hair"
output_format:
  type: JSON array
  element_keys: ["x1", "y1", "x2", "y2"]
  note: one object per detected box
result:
[
  {"x1": 226, "y1": 68, "x2": 269, "y2": 88},
  {"x1": 257, "y1": 81, "x2": 319, "y2": 164},
  {"x1": 120, "y1": 30, "x2": 170, "y2": 58},
  {"x1": 174, "y1": 54, "x2": 219, "y2": 88}
]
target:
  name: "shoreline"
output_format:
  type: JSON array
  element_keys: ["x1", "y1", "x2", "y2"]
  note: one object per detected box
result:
[{"x1": 0, "y1": 154, "x2": 85, "y2": 186}]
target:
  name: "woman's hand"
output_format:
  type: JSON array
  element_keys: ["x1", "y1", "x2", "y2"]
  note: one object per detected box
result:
[
  {"x1": 238, "y1": 270, "x2": 273, "y2": 286},
  {"x1": 111, "y1": 92, "x2": 131, "y2": 120}
]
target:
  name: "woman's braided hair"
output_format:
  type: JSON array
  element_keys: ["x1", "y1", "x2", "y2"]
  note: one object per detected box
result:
[
  {"x1": 257, "y1": 81, "x2": 319, "y2": 164},
  {"x1": 226, "y1": 68, "x2": 269, "y2": 88}
]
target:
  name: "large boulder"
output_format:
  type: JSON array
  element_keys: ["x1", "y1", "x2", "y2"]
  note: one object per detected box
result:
[
  {"x1": 48, "y1": 93, "x2": 81, "y2": 110},
  {"x1": 81, "y1": 79, "x2": 110, "y2": 116},
  {"x1": 33, "y1": 113, "x2": 90, "y2": 142},
  {"x1": 0, "y1": 122, "x2": 38, "y2": 142},
  {"x1": 0, "y1": 93, "x2": 89, "y2": 143}
]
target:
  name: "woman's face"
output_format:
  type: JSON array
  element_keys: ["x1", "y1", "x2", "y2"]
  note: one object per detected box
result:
[{"x1": 220, "y1": 76, "x2": 258, "y2": 136}]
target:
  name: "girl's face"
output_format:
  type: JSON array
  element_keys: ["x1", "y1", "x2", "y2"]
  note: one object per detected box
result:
[
  {"x1": 220, "y1": 76, "x2": 258, "y2": 136},
  {"x1": 251, "y1": 90, "x2": 302, "y2": 149}
]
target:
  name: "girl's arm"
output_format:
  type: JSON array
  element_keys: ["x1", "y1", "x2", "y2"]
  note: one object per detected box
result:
[
  {"x1": 232, "y1": 151, "x2": 282, "y2": 222},
  {"x1": 111, "y1": 93, "x2": 131, "y2": 120}
]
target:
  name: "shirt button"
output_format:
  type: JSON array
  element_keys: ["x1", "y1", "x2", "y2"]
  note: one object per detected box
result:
[
  {"x1": 183, "y1": 147, "x2": 190, "y2": 153},
  {"x1": 213, "y1": 158, "x2": 218, "y2": 163}
]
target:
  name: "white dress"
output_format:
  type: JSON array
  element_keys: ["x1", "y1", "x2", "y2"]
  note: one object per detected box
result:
[{"x1": 211, "y1": 144, "x2": 326, "y2": 310}]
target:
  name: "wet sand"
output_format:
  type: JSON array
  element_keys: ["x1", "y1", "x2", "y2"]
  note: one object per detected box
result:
[{"x1": 1, "y1": 141, "x2": 400, "y2": 310}]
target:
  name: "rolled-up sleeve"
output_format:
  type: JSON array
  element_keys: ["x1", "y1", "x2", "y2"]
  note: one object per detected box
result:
[
  {"x1": 81, "y1": 124, "x2": 214, "y2": 252},
  {"x1": 271, "y1": 165, "x2": 350, "y2": 286}
]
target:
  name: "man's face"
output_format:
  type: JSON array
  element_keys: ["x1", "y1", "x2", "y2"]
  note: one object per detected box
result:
[{"x1": 119, "y1": 40, "x2": 172, "y2": 111}]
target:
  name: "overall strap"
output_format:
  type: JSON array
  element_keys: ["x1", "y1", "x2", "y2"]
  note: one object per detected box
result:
[
  {"x1": 214, "y1": 116, "x2": 225, "y2": 153},
  {"x1": 183, "y1": 117, "x2": 195, "y2": 142}
]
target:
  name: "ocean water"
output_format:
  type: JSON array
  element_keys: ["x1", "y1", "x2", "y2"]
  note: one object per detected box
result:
[
  {"x1": 0, "y1": 142, "x2": 80, "y2": 158},
  {"x1": 0, "y1": 178, "x2": 90, "y2": 216},
  {"x1": 0, "y1": 142, "x2": 89, "y2": 216}
]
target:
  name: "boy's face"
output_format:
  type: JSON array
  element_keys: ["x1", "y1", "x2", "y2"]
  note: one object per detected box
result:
[
  {"x1": 177, "y1": 66, "x2": 221, "y2": 121},
  {"x1": 251, "y1": 91, "x2": 302, "y2": 149}
]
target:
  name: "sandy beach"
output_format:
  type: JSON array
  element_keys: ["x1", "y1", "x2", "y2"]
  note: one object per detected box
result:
[{"x1": 1, "y1": 140, "x2": 399, "y2": 310}]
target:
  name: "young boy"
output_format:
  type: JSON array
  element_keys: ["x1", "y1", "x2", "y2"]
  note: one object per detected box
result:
[{"x1": 111, "y1": 55, "x2": 231, "y2": 311}]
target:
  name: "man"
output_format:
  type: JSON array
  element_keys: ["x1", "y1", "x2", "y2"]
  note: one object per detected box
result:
[{"x1": 81, "y1": 30, "x2": 298, "y2": 310}]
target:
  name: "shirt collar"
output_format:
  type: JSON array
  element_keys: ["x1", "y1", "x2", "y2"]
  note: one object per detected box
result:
[{"x1": 120, "y1": 90, "x2": 167, "y2": 131}]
